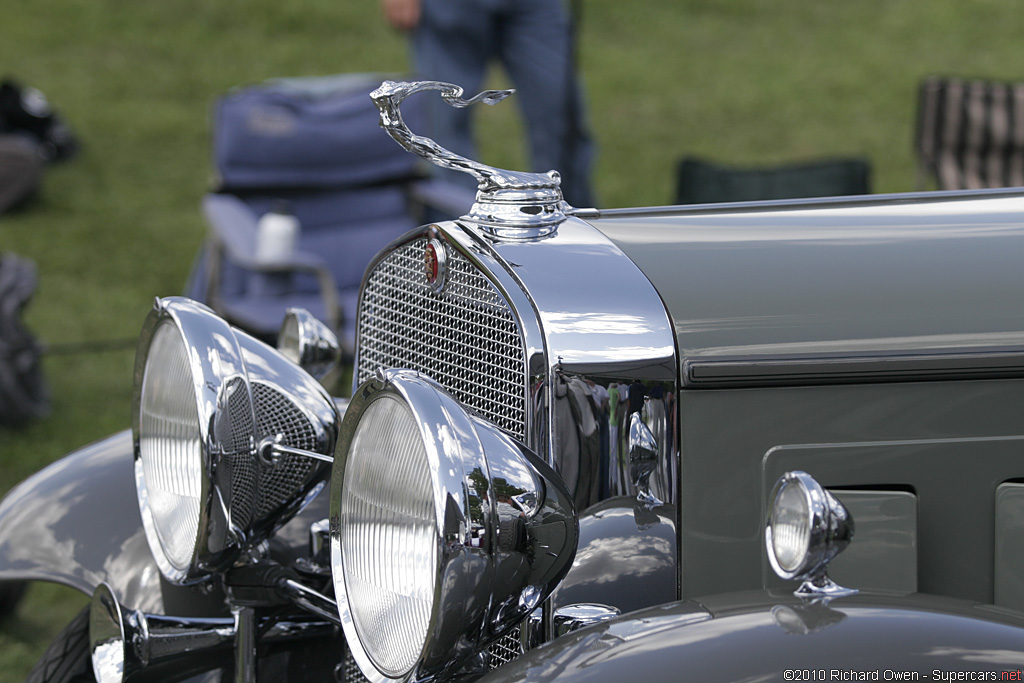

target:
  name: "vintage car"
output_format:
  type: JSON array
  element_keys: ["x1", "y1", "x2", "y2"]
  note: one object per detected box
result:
[{"x1": 2, "y1": 80, "x2": 1024, "y2": 682}]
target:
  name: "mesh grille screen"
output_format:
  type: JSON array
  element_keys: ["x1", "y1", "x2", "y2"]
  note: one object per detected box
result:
[
  {"x1": 356, "y1": 237, "x2": 526, "y2": 440},
  {"x1": 223, "y1": 378, "x2": 256, "y2": 529},
  {"x1": 251, "y1": 381, "x2": 319, "y2": 519},
  {"x1": 489, "y1": 630, "x2": 524, "y2": 667}
]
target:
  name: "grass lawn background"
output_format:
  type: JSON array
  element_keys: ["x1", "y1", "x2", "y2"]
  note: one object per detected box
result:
[{"x1": 3, "y1": 0, "x2": 1024, "y2": 678}]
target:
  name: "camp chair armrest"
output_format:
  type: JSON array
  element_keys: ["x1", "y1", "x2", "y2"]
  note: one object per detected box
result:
[
  {"x1": 407, "y1": 178, "x2": 476, "y2": 220},
  {"x1": 201, "y1": 192, "x2": 341, "y2": 331}
]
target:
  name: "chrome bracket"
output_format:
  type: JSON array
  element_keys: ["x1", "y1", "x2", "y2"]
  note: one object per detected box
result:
[
  {"x1": 629, "y1": 413, "x2": 664, "y2": 508},
  {"x1": 370, "y1": 80, "x2": 571, "y2": 238}
]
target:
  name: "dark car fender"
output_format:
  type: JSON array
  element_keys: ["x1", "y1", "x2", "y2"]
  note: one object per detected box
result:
[
  {"x1": 551, "y1": 496, "x2": 677, "y2": 615},
  {"x1": 0, "y1": 429, "x2": 328, "y2": 615},
  {"x1": 480, "y1": 590, "x2": 1024, "y2": 682}
]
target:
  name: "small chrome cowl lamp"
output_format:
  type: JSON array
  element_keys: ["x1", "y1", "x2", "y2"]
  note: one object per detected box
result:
[
  {"x1": 276, "y1": 307, "x2": 341, "y2": 382},
  {"x1": 765, "y1": 470, "x2": 856, "y2": 600}
]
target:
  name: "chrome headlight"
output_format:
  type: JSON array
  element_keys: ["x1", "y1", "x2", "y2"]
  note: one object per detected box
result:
[
  {"x1": 330, "y1": 369, "x2": 577, "y2": 682},
  {"x1": 766, "y1": 470, "x2": 856, "y2": 599},
  {"x1": 133, "y1": 297, "x2": 339, "y2": 584}
]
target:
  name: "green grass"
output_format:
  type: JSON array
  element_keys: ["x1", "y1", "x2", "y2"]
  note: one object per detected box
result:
[{"x1": 3, "y1": 0, "x2": 1024, "y2": 679}]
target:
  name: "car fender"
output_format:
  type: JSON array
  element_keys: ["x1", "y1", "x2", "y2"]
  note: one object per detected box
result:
[
  {"x1": 0, "y1": 429, "x2": 328, "y2": 615},
  {"x1": 482, "y1": 591, "x2": 1024, "y2": 682},
  {"x1": 551, "y1": 496, "x2": 677, "y2": 614}
]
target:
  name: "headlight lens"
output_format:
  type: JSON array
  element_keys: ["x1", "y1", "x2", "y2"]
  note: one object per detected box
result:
[
  {"x1": 137, "y1": 320, "x2": 203, "y2": 572},
  {"x1": 341, "y1": 394, "x2": 437, "y2": 677},
  {"x1": 332, "y1": 370, "x2": 577, "y2": 683},
  {"x1": 769, "y1": 477, "x2": 811, "y2": 574}
]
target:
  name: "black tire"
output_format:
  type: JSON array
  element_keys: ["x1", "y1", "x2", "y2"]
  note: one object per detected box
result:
[
  {"x1": 26, "y1": 606, "x2": 95, "y2": 683},
  {"x1": 0, "y1": 580, "x2": 27, "y2": 617}
]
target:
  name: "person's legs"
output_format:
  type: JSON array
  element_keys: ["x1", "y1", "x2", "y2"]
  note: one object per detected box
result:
[
  {"x1": 496, "y1": 0, "x2": 596, "y2": 207},
  {"x1": 413, "y1": 0, "x2": 496, "y2": 190}
]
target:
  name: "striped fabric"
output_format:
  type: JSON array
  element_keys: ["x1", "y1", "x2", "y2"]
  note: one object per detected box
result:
[{"x1": 915, "y1": 76, "x2": 1024, "y2": 190}]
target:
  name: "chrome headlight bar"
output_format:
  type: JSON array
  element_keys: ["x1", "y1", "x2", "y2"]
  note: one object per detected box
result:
[
  {"x1": 330, "y1": 369, "x2": 578, "y2": 682},
  {"x1": 132, "y1": 297, "x2": 339, "y2": 584}
]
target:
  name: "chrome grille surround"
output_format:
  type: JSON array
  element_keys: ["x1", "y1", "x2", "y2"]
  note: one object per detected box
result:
[{"x1": 356, "y1": 235, "x2": 527, "y2": 440}]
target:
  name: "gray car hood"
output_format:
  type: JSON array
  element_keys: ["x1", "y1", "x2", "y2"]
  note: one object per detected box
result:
[{"x1": 588, "y1": 190, "x2": 1024, "y2": 367}]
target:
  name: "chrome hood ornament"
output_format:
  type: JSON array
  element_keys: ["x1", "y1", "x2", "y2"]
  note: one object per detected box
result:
[{"x1": 371, "y1": 80, "x2": 570, "y2": 238}]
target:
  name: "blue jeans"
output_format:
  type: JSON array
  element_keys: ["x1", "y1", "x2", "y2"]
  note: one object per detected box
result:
[{"x1": 412, "y1": 0, "x2": 596, "y2": 207}]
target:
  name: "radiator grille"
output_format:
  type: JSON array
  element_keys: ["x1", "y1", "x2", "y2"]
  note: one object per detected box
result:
[
  {"x1": 353, "y1": 235, "x2": 528, "y2": 674},
  {"x1": 356, "y1": 236, "x2": 526, "y2": 440}
]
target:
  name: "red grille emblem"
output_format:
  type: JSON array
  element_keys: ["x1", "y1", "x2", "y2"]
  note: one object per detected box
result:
[
  {"x1": 425, "y1": 243, "x2": 439, "y2": 284},
  {"x1": 424, "y1": 237, "x2": 447, "y2": 293}
]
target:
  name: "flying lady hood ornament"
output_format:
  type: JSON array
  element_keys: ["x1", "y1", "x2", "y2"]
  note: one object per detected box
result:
[{"x1": 371, "y1": 80, "x2": 570, "y2": 238}]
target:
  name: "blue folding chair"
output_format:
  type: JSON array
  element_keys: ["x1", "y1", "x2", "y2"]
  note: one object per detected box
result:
[{"x1": 185, "y1": 73, "x2": 473, "y2": 352}]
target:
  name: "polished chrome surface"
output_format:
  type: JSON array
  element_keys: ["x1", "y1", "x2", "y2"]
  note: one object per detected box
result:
[
  {"x1": 628, "y1": 413, "x2": 662, "y2": 508},
  {"x1": 354, "y1": 215, "x2": 679, "y2": 642},
  {"x1": 370, "y1": 80, "x2": 569, "y2": 236},
  {"x1": 356, "y1": 217, "x2": 678, "y2": 508},
  {"x1": 260, "y1": 439, "x2": 334, "y2": 464},
  {"x1": 491, "y1": 216, "x2": 678, "y2": 510},
  {"x1": 424, "y1": 236, "x2": 449, "y2": 294},
  {"x1": 132, "y1": 297, "x2": 247, "y2": 583},
  {"x1": 90, "y1": 582, "x2": 235, "y2": 682},
  {"x1": 766, "y1": 470, "x2": 856, "y2": 599},
  {"x1": 307, "y1": 517, "x2": 330, "y2": 572},
  {"x1": 277, "y1": 307, "x2": 341, "y2": 382},
  {"x1": 233, "y1": 606, "x2": 257, "y2": 683},
  {"x1": 90, "y1": 583, "x2": 130, "y2": 683},
  {"x1": 356, "y1": 231, "x2": 527, "y2": 440},
  {"x1": 132, "y1": 297, "x2": 339, "y2": 584},
  {"x1": 278, "y1": 578, "x2": 341, "y2": 626},
  {"x1": 88, "y1": 582, "x2": 335, "y2": 683},
  {"x1": 330, "y1": 369, "x2": 576, "y2": 683},
  {"x1": 521, "y1": 602, "x2": 622, "y2": 647},
  {"x1": 553, "y1": 603, "x2": 621, "y2": 637}
]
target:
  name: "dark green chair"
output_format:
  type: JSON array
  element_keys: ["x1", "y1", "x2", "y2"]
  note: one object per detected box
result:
[{"x1": 674, "y1": 156, "x2": 871, "y2": 205}]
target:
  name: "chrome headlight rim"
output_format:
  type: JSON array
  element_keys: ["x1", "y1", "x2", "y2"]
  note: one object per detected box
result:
[
  {"x1": 330, "y1": 369, "x2": 488, "y2": 681},
  {"x1": 330, "y1": 369, "x2": 577, "y2": 683},
  {"x1": 132, "y1": 298, "x2": 251, "y2": 584},
  {"x1": 133, "y1": 297, "x2": 341, "y2": 586},
  {"x1": 765, "y1": 470, "x2": 854, "y2": 583}
]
